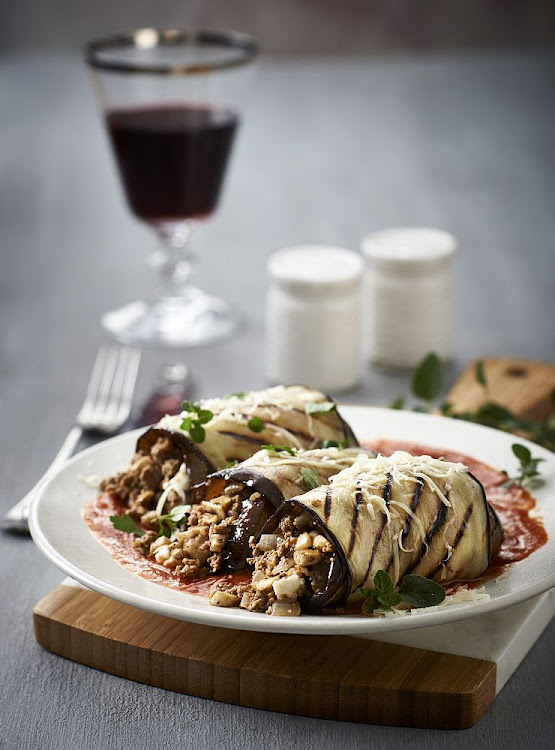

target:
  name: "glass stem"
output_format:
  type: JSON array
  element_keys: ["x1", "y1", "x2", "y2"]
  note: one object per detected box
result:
[{"x1": 150, "y1": 221, "x2": 196, "y2": 297}]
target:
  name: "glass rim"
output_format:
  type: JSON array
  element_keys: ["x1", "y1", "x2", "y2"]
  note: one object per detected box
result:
[{"x1": 85, "y1": 27, "x2": 259, "y2": 76}]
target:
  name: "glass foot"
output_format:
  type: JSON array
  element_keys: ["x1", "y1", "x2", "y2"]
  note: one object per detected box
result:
[{"x1": 102, "y1": 289, "x2": 240, "y2": 348}]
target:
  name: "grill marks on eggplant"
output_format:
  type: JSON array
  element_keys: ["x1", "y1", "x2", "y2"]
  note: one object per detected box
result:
[
  {"x1": 401, "y1": 479, "x2": 424, "y2": 543},
  {"x1": 452, "y1": 504, "x2": 473, "y2": 551},
  {"x1": 347, "y1": 487, "x2": 364, "y2": 555},
  {"x1": 217, "y1": 431, "x2": 267, "y2": 446},
  {"x1": 404, "y1": 492, "x2": 450, "y2": 576},
  {"x1": 429, "y1": 504, "x2": 474, "y2": 578},
  {"x1": 324, "y1": 487, "x2": 333, "y2": 523},
  {"x1": 383, "y1": 478, "x2": 424, "y2": 573},
  {"x1": 361, "y1": 473, "x2": 392, "y2": 585}
]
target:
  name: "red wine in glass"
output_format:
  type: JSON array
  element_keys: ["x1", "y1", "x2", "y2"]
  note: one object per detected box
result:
[{"x1": 106, "y1": 104, "x2": 238, "y2": 223}]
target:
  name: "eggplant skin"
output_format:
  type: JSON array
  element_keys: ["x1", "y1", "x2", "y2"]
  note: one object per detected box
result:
[
  {"x1": 193, "y1": 469, "x2": 288, "y2": 572},
  {"x1": 468, "y1": 471, "x2": 504, "y2": 562}
]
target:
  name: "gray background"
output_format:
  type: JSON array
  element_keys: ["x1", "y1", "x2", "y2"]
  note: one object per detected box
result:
[
  {"x1": 2, "y1": 0, "x2": 555, "y2": 54},
  {"x1": 1, "y1": 3, "x2": 554, "y2": 749}
]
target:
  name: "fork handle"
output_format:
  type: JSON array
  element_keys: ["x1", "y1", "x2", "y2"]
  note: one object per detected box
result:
[{"x1": 1, "y1": 426, "x2": 83, "y2": 534}]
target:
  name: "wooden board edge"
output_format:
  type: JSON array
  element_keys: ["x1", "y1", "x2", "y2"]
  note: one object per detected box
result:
[{"x1": 33, "y1": 585, "x2": 497, "y2": 729}]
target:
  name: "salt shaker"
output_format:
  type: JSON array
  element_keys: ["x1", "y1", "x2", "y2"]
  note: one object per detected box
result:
[
  {"x1": 361, "y1": 228, "x2": 457, "y2": 369},
  {"x1": 266, "y1": 245, "x2": 363, "y2": 392}
]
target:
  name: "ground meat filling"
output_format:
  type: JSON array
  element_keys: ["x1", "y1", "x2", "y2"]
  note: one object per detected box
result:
[
  {"x1": 210, "y1": 510, "x2": 334, "y2": 616},
  {"x1": 99, "y1": 436, "x2": 184, "y2": 519},
  {"x1": 135, "y1": 482, "x2": 261, "y2": 580}
]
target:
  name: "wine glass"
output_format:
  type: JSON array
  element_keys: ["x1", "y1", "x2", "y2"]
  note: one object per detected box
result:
[{"x1": 86, "y1": 28, "x2": 258, "y2": 347}]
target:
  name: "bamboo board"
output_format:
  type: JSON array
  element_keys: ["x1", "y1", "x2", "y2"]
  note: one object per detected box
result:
[{"x1": 33, "y1": 358, "x2": 555, "y2": 729}]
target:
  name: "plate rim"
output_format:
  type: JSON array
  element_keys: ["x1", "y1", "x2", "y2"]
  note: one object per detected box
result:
[{"x1": 29, "y1": 406, "x2": 555, "y2": 636}]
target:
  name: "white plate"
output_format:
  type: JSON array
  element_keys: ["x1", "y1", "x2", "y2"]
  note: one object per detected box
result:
[{"x1": 30, "y1": 407, "x2": 555, "y2": 635}]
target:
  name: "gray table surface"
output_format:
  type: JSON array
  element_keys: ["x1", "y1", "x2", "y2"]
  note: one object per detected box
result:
[{"x1": 1, "y1": 51, "x2": 554, "y2": 750}]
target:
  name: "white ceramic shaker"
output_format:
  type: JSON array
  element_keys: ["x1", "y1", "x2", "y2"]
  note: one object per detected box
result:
[
  {"x1": 266, "y1": 245, "x2": 363, "y2": 392},
  {"x1": 361, "y1": 228, "x2": 457, "y2": 369}
]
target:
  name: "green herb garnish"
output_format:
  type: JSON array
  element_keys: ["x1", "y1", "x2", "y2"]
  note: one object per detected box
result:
[
  {"x1": 475, "y1": 359, "x2": 489, "y2": 398},
  {"x1": 501, "y1": 443, "x2": 545, "y2": 489},
  {"x1": 110, "y1": 514, "x2": 145, "y2": 537},
  {"x1": 247, "y1": 416, "x2": 264, "y2": 433},
  {"x1": 357, "y1": 570, "x2": 400, "y2": 612},
  {"x1": 357, "y1": 570, "x2": 445, "y2": 613},
  {"x1": 389, "y1": 396, "x2": 406, "y2": 410},
  {"x1": 156, "y1": 505, "x2": 190, "y2": 542},
  {"x1": 300, "y1": 466, "x2": 320, "y2": 490},
  {"x1": 318, "y1": 439, "x2": 349, "y2": 449},
  {"x1": 225, "y1": 459, "x2": 240, "y2": 468},
  {"x1": 390, "y1": 352, "x2": 555, "y2": 452},
  {"x1": 304, "y1": 401, "x2": 337, "y2": 415},
  {"x1": 411, "y1": 352, "x2": 444, "y2": 403},
  {"x1": 224, "y1": 391, "x2": 248, "y2": 399},
  {"x1": 180, "y1": 401, "x2": 214, "y2": 444},
  {"x1": 261, "y1": 444, "x2": 296, "y2": 455},
  {"x1": 397, "y1": 574, "x2": 447, "y2": 608}
]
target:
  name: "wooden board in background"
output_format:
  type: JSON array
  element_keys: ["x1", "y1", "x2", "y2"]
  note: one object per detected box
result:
[
  {"x1": 447, "y1": 358, "x2": 555, "y2": 422},
  {"x1": 33, "y1": 358, "x2": 554, "y2": 729}
]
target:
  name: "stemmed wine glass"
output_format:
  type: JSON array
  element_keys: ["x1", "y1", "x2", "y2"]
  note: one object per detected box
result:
[{"x1": 86, "y1": 28, "x2": 258, "y2": 347}]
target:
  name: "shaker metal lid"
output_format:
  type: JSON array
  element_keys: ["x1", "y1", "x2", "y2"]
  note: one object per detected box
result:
[
  {"x1": 267, "y1": 245, "x2": 363, "y2": 293},
  {"x1": 361, "y1": 228, "x2": 457, "y2": 270}
]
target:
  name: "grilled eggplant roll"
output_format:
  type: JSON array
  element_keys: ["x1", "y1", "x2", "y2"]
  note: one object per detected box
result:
[
  {"x1": 134, "y1": 447, "x2": 370, "y2": 581},
  {"x1": 100, "y1": 385, "x2": 358, "y2": 521},
  {"x1": 213, "y1": 452, "x2": 503, "y2": 616}
]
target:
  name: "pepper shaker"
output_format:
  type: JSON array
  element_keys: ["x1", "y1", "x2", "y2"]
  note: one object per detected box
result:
[
  {"x1": 266, "y1": 245, "x2": 363, "y2": 392},
  {"x1": 361, "y1": 228, "x2": 457, "y2": 369}
]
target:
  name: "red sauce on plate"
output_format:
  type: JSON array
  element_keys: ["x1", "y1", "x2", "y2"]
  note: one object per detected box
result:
[
  {"x1": 82, "y1": 495, "x2": 251, "y2": 596},
  {"x1": 84, "y1": 439, "x2": 547, "y2": 601}
]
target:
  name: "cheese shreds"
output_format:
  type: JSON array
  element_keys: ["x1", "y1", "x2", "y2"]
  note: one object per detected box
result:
[
  {"x1": 329, "y1": 452, "x2": 468, "y2": 508},
  {"x1": 239, "y1": 448, "x2": 366, "y2": 476},
  {"x1": 374, "y1": 585, "x2": 491, "y2": 618},
  {"x1": 160, "y1": 385, "x2": 332, "y2": 433},
  {"x1": 77, "y1": 474, "x2": 101, "y2": 489},
  {"x1": 398, "y1": 528, "x2": 416, "y2": 554},
  {"x1": 390, "y1": 499, "x2": 426, "y2": 550},
  {"x1": 155, "y1": 462, "x2": 190, "y2": 516}
]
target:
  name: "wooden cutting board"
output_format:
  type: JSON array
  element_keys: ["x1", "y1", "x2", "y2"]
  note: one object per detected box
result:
[{"x1": 33, "y1": 358, "x2": 555, "y2": 729}]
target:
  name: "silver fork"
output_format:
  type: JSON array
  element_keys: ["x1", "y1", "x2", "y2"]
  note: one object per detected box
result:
[{"x1": 1, "y1": 344, "x2": 141, "y2": 533}]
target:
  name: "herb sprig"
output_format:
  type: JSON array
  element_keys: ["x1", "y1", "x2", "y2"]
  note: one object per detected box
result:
[
  {"x1": 300, "y1": 466, "x2": 321, "y2": 490},
  {"x1": 156, "y1": 505, "x2": 190, "y2": 541},
  {"x1": 110, "y1": 514, "x2": 144, "y2": 537},
  {"x1": 304, "y1": 401, "x2": 337, "y2": 415},
  {"x1": 180, "y1": 400, "x2": 214, "y2": 443},
  {"x1": 501, "y1": 444, "x2": 545, "y2": 489},
  {"x1": 110, "y1": 505, "x2": 190, "y2": 542},
  {"x1": 247, "y1": 416, "x2": 264, "y2": 432},
  {"x1": 357, "y1": 570, "x2": 446, "y2": 613},
  {"x1": 390, "y1": 353, "x2": 554, "y2": 453},
  {"x1": 318, "y1": 439, "x2": 350, "y2": 449},
  {"x1": 261, "y1": 444, "x2": 297, "y2": 455}
]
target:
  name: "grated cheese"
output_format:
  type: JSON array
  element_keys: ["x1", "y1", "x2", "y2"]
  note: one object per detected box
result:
[
  {"x1": 77, "y1": 474, "x2": 101, "y2": 489},
  {"x1": 329, "y1": 451, "x2": 468, "y2": 507},
  {"x1": 240, "y1": 448, "x2": 367, "y2": 476},
  {"x1": 155, "y1": 462, "x2": 191, "y2": 516}
]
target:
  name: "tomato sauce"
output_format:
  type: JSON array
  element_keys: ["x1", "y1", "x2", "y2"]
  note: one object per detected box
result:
[
  {"x1": 84, "y1": 439, "x2": 547, "y2": 603},
  {"x1": 82, "y1": 495, "x2": 251, "y2": 596}
]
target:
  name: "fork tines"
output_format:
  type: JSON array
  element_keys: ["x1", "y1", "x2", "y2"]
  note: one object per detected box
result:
[{"x1": 77, "y1": 344, "x2": 141, "y2": 433}]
